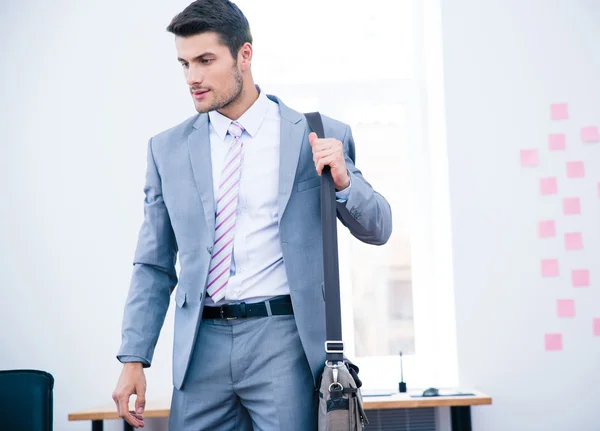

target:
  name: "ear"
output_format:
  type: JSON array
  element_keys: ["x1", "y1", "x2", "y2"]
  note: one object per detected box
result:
[{"x1": 238, "y1": 42, "x2": 253, "y2": 71}]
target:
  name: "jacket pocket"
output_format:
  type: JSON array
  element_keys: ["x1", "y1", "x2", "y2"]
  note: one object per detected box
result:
[{"x1": 297, "y1": 176, "x2": 320, "y2": 192}]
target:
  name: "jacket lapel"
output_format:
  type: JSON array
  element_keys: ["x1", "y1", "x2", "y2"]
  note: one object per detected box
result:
[
  {"x1": 271, "y1": 95, "x2": 306, "y2": 220},
  {"x1": 187, "y1": 113, "x2": 215, "y2": 236}
]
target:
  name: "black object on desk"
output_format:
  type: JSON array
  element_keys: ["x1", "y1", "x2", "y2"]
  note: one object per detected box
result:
[
  {"x1": 422, "y1": 387, "x2": 439, "y2": 397},
  {"x1": 398, "y1": 351, "x2": 407, "y2": 393},
  {"x1": 410, "y1": 389, "x2": 476, "y2": 398}
]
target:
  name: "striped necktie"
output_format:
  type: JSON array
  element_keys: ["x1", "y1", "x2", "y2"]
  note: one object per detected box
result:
[{"x1": 206, "y1": 121, "x2": 244, "y2": 302}]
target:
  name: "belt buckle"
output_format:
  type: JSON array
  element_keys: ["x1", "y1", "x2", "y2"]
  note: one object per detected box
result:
[
  {"x1": 219, "y1": 307, "x2": 237, "y2": 320},
  {"x1": 220, "y1": 306, "x2": 238, "y2": 320}
]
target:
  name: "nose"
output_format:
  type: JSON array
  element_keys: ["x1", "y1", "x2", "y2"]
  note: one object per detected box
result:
[{"x1": 185, "y1": 64, "x2": 204, "y2": 87}]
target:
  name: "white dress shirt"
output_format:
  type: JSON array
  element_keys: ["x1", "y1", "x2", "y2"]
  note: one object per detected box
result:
[{"x1": 205, "y1": 90, "x2": 350, "y2": 306}]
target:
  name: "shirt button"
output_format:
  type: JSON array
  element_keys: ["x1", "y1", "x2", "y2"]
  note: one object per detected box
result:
[{"x1": 207, "y1": 246, "x2": 213, "y2": 254}]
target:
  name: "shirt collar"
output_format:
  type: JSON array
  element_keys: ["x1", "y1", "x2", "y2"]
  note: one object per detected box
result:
[{"x1": 208, "y1": 89, "x2": 270, "y2": 141}]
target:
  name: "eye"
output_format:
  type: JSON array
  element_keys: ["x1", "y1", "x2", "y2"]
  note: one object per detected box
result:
[
  {"x1": 201, "y1": 59, "x2": 214, "y2": 64},
  {"x1": 180, "y1": 63, "x2": 189, "y2": 68}
]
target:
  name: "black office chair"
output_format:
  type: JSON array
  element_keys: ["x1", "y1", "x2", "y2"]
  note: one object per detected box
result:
[{"x1": 0, "y1": 369, "x2": 54, "y2": 431}]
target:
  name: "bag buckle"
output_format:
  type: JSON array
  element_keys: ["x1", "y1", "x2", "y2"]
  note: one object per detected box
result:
[
  {"x1": 324, "y1": 340, "x2": 344, "y2": 354},
  {"x1": 324, "y1": 358, "x2": 344, "y2": 391},
  {"x1": 327, "y1": 364, "x2": 343, "y2": 392}
]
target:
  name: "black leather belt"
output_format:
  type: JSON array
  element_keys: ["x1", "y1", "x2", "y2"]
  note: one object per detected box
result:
[{"x1": 202, "y1": 295, "x2": 293, "y2": 319}]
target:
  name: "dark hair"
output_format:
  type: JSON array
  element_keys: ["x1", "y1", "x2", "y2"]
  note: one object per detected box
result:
[{"x1": 166, "y1": 0, "x2": 253, "y2": 60}]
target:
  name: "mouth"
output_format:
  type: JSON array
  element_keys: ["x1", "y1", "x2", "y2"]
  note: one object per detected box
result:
[{"x1": 192, "y1": 89, "x2": 210, "y2": 100}]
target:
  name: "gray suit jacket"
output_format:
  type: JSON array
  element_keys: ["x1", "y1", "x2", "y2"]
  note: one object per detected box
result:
[{"x1": 117, "y1": 94, "x2": 392, "y2": 390}]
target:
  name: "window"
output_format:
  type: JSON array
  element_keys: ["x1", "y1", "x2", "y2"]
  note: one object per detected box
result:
[{"x1": 239, "y1": 0, "x2": 458, "y2": 389}]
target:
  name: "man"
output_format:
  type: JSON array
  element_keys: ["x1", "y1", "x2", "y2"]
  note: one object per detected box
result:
[{"x1": 112, "y1": 0, "x2": 392, "y2": 429}]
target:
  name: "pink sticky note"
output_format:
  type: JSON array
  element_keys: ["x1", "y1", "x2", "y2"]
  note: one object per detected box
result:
[
  {"x1": 565, "y1": 232, "x2": 583, "y2": 250},
  {"x1": 548, "y1": 133, "x2": 566, "y2": 150},
  {"x1": 566, "y1": 161, "x2": 585, "y2": 178},
  {"x1": 594, "y1": 318, "x2": 600, "y2": 336},
  {"x1": 550, "y1": 103, "x2": 568, "y2": 120},
  {"x1": 563, "y1": 197, "x2": 580, "y2": 215},
  {"x1": 541, "y1": 259, "x2": 559, "y2": 277},
  {"x1": 540, "y1": 177, "x2": 558, "y2": 195},
  {"x1": 538, "y1": 220, "x2": 556, "y2": 238},
  {"x1": 545, "y1": 333, "x2": 563, "y2": 351},
  {"x1": 572, "y1": 269, "x2": 589, "y2": 287},
  {"x1": 520, "y1": 149, "x2": 538, "y2": 167},
  {"x1": 581, "y1": 126, "x2": 600, "y2": 142},
  {"x1": 557, "y1": 300, "x2": 575, "y2": 317}
]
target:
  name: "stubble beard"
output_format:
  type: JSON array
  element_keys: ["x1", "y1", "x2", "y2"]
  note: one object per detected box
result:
[{"x1": 195, "y1": 66, "x2": 244, "y2": 114}]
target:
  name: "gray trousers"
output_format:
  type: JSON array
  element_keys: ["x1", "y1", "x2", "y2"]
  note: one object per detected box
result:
[{"x1": 169, "y1": 314, "x2": 317, "y2": 430}]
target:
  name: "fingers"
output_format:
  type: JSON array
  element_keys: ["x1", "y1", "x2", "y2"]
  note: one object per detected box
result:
[
  {"x1": 310, "y1": 136, "x2": 340, "y2": 152},
  {"x1": 135, "y1": 391, "x2": 146, "y2": 415},
  {"x1": 119, "y1": 396, "x2": 135, "y2": 426},
  {"x1": 130, "y1": 410, "x2": 145, "y2": 426},
  {"x1": 312, "y1": 138, "x2": 343, "y2": 173},
  {"x1": 313, "y1": 146, "x2": 338, "y2": 163},
  {"x1": 315, "y1": 154, "x2": 337, "y2": 176},
  {"x1": 310, "y1": 136, "x2": 348, "y2": 187},
  {"x1": 117, "y1": 395, "x2": 144, "y2": 428}
]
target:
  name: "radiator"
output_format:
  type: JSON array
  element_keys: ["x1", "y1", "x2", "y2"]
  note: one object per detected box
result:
[{"x1": 364, "y1": 407, "x2": 437, "y2": 431}]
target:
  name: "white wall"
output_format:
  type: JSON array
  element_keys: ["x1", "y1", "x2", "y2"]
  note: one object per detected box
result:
[
  {"x1": 0, "y1": 1, "x2": 197, "y2": 430},
  {"x1": 440, "y1": 1, "x2": 600, "y2": 430}
]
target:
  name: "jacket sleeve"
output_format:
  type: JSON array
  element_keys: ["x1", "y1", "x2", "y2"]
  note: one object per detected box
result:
[
  {"x1": 116, "y1": 137, "x2": 178, "y2": 367},
  {"x1": 335, "y1": 125, "x2": 393, "y2": 245}
]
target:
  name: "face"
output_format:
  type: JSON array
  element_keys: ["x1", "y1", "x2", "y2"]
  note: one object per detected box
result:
[{"x1": 176, "y1": 32, "x2": 244, "y2": 114}]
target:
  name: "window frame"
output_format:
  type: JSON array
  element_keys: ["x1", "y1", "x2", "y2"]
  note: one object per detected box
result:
[{"x1": 257, "y1": 0, "x2": 459, "y2": 390}]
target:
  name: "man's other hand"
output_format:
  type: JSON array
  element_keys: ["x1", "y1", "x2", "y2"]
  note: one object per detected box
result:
[{"x1": 112, "y1": 362, "x2": 147, "y2": 428}]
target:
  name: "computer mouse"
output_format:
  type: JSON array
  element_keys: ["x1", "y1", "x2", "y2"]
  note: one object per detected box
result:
[{"x1": 422, "y1": 387, "x2": 439, "y2": 397}]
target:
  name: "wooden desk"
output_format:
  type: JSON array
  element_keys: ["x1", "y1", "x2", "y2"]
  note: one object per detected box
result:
[
  {"x1": 363, "y1": 390, "x2": 491, "y2": 431},
  {"x1": 69, "y1": 390, "x2": 491, "y2": 431}
]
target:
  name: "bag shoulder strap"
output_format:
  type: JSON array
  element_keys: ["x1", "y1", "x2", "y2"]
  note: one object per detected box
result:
[{"x1": 304, "y1": 112, "x2": 344, "y2": 364}]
